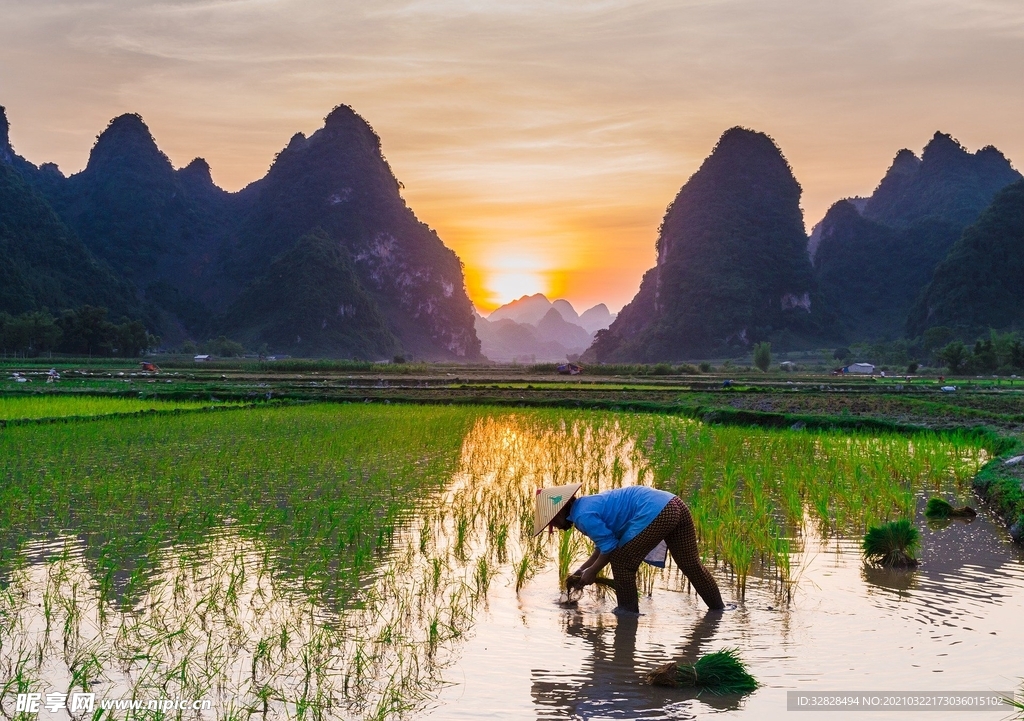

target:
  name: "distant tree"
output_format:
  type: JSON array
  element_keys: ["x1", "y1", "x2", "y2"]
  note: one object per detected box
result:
[
  {"x1": 753, "y1": 342, "x2": 772, "y2": 372},
  {"x1": 698, "y1": 361, "x2": 713, "y2": 373},
  {"x1": 990, "y1": 330, "x2": 1021, "y2": 368},
  {"x1": 115, "y1": 320, "x2": 154, "y2": 357},
  {"x1": 971, "y1": 339, "x2": 997, "y2": 373},
  {"x1": 204, "y1": 336, "x2": 245, "y2": 357},
  {"x1": 57, "y1": 306, "x2": 115, "y2": 355},
  {"x1": 0, "y1": 312, "x2": 12, "y2": 352},
  {"x1": 833, "y1": 347, "x2": 852, "y2": 363},
  {"x1": 937, "y1": 341, "x2": 969, "y2": 373},
  {"x1": 907, "y1": 362, "x2": 919, "y2": 374},
  {"x1": 4, "y1": 310, "x2": 62, "y2": 355},
  {"x1": 922, "y1": 326, "x2": 955, "y2": 359}
]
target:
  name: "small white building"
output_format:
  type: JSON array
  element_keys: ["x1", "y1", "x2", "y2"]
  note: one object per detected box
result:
[
  {"x1": 193, "y1": 354, "x2": 211, "y2": 362},
  {"x1": 845, "y1": 363, "x2": 875, "y2": 374}
]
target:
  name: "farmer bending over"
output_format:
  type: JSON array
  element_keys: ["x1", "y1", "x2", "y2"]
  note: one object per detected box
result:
[{"x1": 536, "y1": 484, "x2": 724, "y2": 614}]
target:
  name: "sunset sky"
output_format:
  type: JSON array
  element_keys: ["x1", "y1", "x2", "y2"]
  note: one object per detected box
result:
[{"x1": 2, "y1": 0, "x2": 1022, "y2": 313}]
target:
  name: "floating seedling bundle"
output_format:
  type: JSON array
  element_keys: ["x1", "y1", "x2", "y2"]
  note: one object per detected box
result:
[
  {"x1": 925, "y1": 497, "x2": 977, "y2": 519},
  {"x1": 646, "y1": 648, "x2": 758, "y2": 694},
  {"x1": 863, "y1": 519, "x2": 920, "y2": 567}
]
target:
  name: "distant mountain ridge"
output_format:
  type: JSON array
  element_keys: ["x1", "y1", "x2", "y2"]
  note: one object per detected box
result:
[
  {"x1": 487, "y1": 293, "x2": 614, "y2": 333},
  {"x1": 863, "y1": 133, "x2": 1020, "y2": 228},
  {"x1": 475, "y1": 294, "x2": 614, "y2": 362},
  {"x1": 813, "y1": 132, "x2": 1021, "y2": 341},
  {"x1": 0, "y1": 104, "x2": 481, "y2": 360}
]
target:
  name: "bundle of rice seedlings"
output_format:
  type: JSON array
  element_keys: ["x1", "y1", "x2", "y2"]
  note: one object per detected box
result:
[
  {"x1": 646, "y1": 648, "x2": 758, "y2": 694},
  {"x1": 565, "y1": 572, "x2": 617, "y2": 591},
  {"x1": 863, "y1": 519, "x2": 920, "y2": 567},
  {"x1": 925, "y1": 497, "x2": 977, "y2": 519},
  {"x1": 564, "y1": 573, "x2": 617, "y2": 602}
]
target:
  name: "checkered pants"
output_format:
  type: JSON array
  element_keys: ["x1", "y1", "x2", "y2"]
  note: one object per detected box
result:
[{"x1": 609, "y1": 496, "x2": 724, "y2": 612}]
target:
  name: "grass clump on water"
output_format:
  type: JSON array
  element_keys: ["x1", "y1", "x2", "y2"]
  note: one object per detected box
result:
[
  {"x1": 925, "y1": 497, "x2": 977, "y2": 520},
  {"x1": 863, "y1": 519, "x2": 920, "y2": 567},
  {"x1": 646, "y1": 648, "x2": 758, "y2": 694}
]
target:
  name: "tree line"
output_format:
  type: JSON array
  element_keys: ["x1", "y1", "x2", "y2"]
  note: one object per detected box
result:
[
  {"x1": 834, "y1": 327, "x2": 1024, "y2": 375},
  {"x1": 934, "y1": 332, "x2": 1024, "y2": 374},
  {"x1": 0, "y1": 306, "x2": 157, "y2": 357}
]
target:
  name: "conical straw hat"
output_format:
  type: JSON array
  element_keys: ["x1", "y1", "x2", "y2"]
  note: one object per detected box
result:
[{"x1": 534, "y1": 483, "x2": 583, "y2": 536}]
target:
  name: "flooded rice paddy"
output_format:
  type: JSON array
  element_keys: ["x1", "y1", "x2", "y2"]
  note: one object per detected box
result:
[{"x1": 1, "y1": 403, "x2": 1020, "y2": 719}]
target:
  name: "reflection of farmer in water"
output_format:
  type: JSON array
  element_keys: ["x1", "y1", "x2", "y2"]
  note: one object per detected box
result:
[
  {"x1": 536, "y1": 484, "x2": 725, "y2": 613},
  {"x1": 531, "y1": 606, "x2": 740, "y2": 715}
]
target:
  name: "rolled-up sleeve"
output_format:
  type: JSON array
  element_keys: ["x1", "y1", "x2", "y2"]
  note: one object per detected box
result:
[{"x1": 573, "y1": 511, "x2": 618, "y2": 553}]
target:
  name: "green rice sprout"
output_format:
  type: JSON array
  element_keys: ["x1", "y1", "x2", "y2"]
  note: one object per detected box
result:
[
  {"x1": 636, "y1": 562, "x2": 657, "y2": 597},
  {"x1": 514, "y1": 556, "x2": 533, "y2": 593},
  {"x1": 557, "y1": 530, "x2": 585, "y2": 588},
  {"x1": 1001, "y1": 685, "x2": 1023, "y2": 718},
  {"x1": 646, "y1": 648, "x2": 758, "y2": 694},
  {"x1": 493, "y1": 523, "x2": 509, "y2": 564},
  {"x1": 863, "y1": 519, "x2": 920, "y2": 568},
  {"x1": 474, "y1": 557, "x2": 491, "y2": 599}
]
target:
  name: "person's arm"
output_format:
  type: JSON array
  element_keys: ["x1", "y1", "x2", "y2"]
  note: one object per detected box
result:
[
  {"x1": 574, "y1": 548, "x2": 602, "y2": 577},
  {"x1": 578, "y1": 552, "x2": 611, "y2": 587},
  {"x1": 570, "y1": 509, "x2": 618, "y2": 587}
]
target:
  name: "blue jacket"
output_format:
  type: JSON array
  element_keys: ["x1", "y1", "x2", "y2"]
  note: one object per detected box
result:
[{"x1": 567, "y1": 486, "x2": 674, "y2": 553}]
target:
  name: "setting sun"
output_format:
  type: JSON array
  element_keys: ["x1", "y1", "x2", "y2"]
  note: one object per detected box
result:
[
  {"x1": 486, "y1": 271, "x2": 546, "y2": 307},
  {"x1": 475, "y1": 250, "x2": 555, "y2": 309}
]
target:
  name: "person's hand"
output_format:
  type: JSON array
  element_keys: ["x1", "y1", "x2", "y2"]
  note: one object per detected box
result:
[{"x1": 579, "y1": 567, "x2": 599, "y2": 588}]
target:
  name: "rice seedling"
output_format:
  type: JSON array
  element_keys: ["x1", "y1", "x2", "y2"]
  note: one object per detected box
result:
[
  {"x1": 924, "y1": 497, "x2": 977, "y2": 519},
  {"x1": 514, "y1": 555, "x2": 534, "y2": 594},
  {"x1": 863, "y1": 519, "x2": 920, "y2": 568},
  {"x1": 636, "y1": 562, "x2": 657, "y2": 597},
  {"x1": 645, "y1": 648, "x2": 759, "y2": 694},
  {"x1": 1002, "y1": 686, "x2": 1024, "y2": 719},
  {"x1": 492, "y1": 522, "x2": 509, "y2": 564},
  {"x1": 454, "y1": 514, "x2": 470, "y2": 560},
  {"x1": 562, "y1": 571, "x2": 617, "y2": 606},
  {"x1": 556, "y1": 530, "x2": 588, "y2": 588},
  {"x1": 474, "y1": 557, "x2": 492, "y2": 599},
  {"x1": 430, "y1": 557, "x2": 444, "y2": 592}
]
